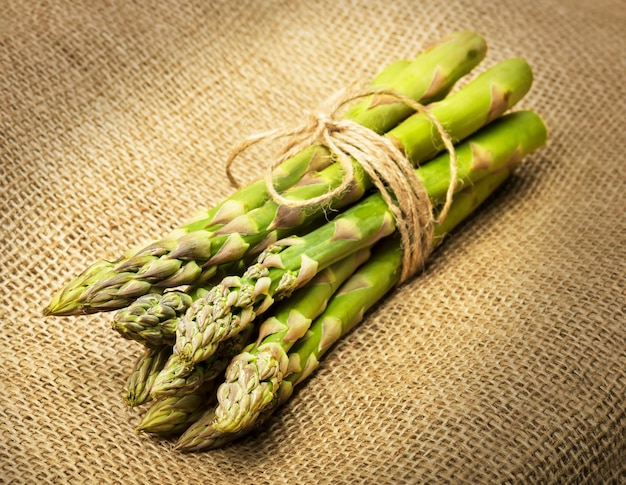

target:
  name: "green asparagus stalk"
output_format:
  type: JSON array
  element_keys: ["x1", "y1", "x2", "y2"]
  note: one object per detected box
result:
[
  {"x1": 44, "y1": 31, "x2": 487, "y2": 316},
  {"x1": 112, "y1": 291, "x2": 195, "y2": 347},
  {"x1": 123, "y1": 345, "x2": 172, "y2": 407},
  {"x1": 198, "y1": 110, "x2": 548, "y2": 434},
  {"x1": 175, "y1": 164, "x2": 531, "y2": 451},
  {"x1": 149, "y1": 321, "x2": 255, "y2": 398},
  {"x1": 136, "y1": 381, "x2": 216, "y2": 436},
  {"x1": 172, "y1": 110, "x2": 546, "y2": 374}
]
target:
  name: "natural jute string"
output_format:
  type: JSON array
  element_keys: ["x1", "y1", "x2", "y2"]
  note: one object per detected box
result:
[{"x1": 225, "y1": 87, "x2": 458, "y2": 284}]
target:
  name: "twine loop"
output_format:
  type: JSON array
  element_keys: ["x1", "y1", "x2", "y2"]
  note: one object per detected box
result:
[{"x1": 225, "y1": 87, "x2": 458, "y2": 284}]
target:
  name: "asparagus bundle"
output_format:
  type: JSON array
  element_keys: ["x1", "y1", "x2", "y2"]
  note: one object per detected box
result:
[{"x1": 42, "y1": 31, "x2": 548, "y2": 451}]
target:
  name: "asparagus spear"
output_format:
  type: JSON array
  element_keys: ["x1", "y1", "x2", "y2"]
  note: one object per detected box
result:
[
  {"x1": 176, "y1": 165, "x2": 532, "y2": 451},
  {"x1": 149, "y1": 321, "x2": 256, "y2": 398},
  {"x1": 202, "y1": 109, "x2": 548, "y2": 433},
  {"x1": 137, "y1": 381, "x2": 216, "y2": 436},
  {"x1": 112, "y1": 292, "x2": 195, "y2": 347},
  {"x1": 44, "y1": 31, "x2": 487, "y2": 316},
  {"x1": 124, "y1": 345, "x2": 172, "y2": 407}
]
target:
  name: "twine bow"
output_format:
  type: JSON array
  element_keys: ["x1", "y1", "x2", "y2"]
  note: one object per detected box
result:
[{"x1": 225, "y1": 87, "x2": 458, "y2": 284}]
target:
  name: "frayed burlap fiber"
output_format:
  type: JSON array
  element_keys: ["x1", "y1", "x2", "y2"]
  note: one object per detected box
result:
[{"x1": 1, "y1": 1, "x2": 624, "y2": 483}]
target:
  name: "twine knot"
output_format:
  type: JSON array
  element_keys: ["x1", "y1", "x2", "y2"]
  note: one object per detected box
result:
[{"x1": 225, "y1": 87, "x2": 457, "y2": 284}]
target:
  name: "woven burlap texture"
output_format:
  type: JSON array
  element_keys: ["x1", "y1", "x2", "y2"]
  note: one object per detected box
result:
[{"x1": 1, "y1": 0, "x2": 624, "y2": 483}]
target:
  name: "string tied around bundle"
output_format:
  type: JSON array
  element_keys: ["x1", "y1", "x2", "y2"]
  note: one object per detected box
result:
[{"x1": 225, "y1": 87, "x2": 458, "y2": 284}]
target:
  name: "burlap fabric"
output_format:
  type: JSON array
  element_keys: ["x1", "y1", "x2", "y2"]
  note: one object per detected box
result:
[{"x1": 1, "y1": 1, "x2": 624, "y2": 483}]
